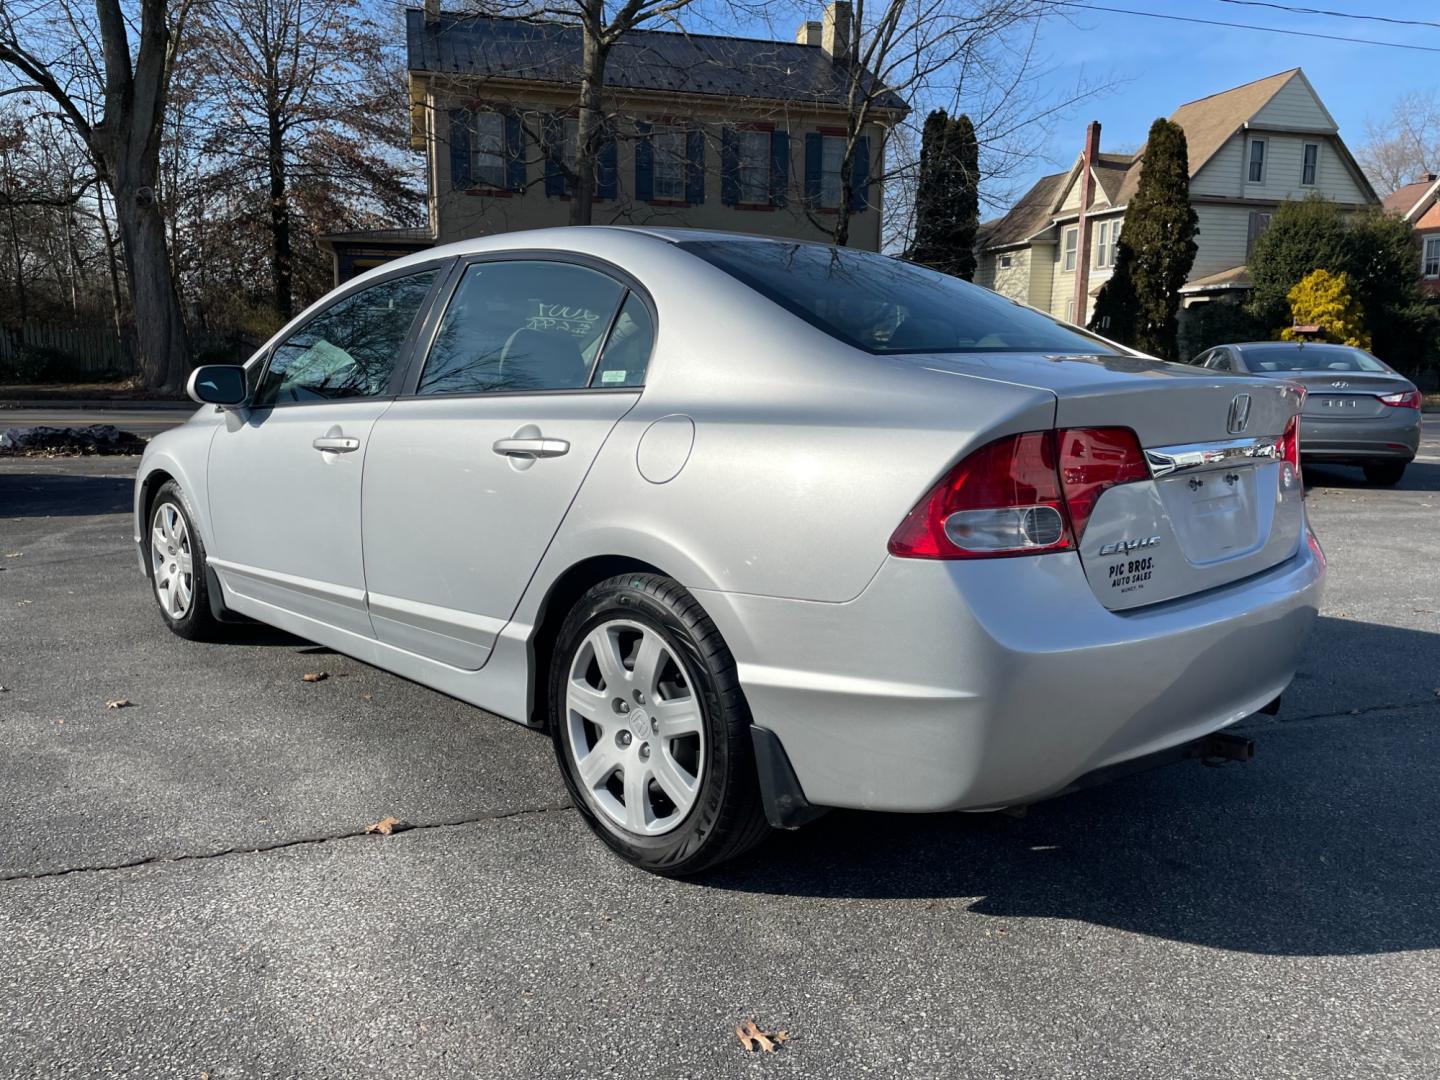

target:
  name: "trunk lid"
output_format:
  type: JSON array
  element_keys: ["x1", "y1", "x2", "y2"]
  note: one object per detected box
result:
[
  {"x1": 1276, "y1": 371, "x2": 1415, "y2": 420},
  {"x1": 898, "y1": 351, "x2": 1307, "y2": 610}
]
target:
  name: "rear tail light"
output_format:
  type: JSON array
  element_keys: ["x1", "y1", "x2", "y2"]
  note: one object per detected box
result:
[
  {"x1": 889, "y1": 426, "x2": 1150, "y2": 560},
  {"x1": 1379, "y1": 389, "x2": 1423, "y2": 409},
  {"x1": 1055, "y1": 428, "x2": 1150, "y2": 540},
  {"x1": 1277, "y1": 413, "x2": 1302, "y2": 485}
]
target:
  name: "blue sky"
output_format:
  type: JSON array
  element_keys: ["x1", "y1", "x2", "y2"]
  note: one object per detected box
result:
[{"x1": 1007, "y1": 0, "x2": 1439, "y2": 202}]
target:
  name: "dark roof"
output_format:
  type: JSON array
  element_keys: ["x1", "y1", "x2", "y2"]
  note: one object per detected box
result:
[
  {"x1": 977, "y1": 171, "x2": 1067, "y2": 249},
  {"x1": 406, "y1": 9, "x2": 907, "y2": 112}
]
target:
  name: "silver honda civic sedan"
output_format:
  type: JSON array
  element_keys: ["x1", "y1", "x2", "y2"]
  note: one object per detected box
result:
[{"x1": 135, "y1": 227, "x2": 1325, "y2": 875}]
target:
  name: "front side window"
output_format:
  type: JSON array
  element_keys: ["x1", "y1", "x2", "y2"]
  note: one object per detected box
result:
[
  {"x1": 1424, "y1": 236, "x2": 1440, "y2": 278},
  {"x1": 737, "y1": 129, "x2": 771, "y2": 204},
  {"x1": 1248, "y1": 138, "x2": 1266, "y2": 183},
  {"x1": 681, "y1": 239, "x2": 1121, "y2": 356},
  {"x1": 1063, "y1": 226, "x2": 1078, "y2": 272},
  {"x1": 418, "y1": 261, "x2": 627, "y2": 395},
  {"x1": 255, "y1": 270, "x2": 438, "y2": 406},
  {"x1": 473, "y1": 112, "x2": 506, "y2": 189},
  {"x1": 653, "y1": 127, "x2": 687, "y2": 201},
  {"x1": 819, "y1": 134, "x2": 846, "y2": 209},
  {"x1": 1301, "y1": 142, "x2": 1319, "y2": 186}
]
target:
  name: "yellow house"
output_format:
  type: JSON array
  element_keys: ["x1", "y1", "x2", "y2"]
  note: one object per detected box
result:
[
  {"x1": 323, "y1": 3, "x2": 906, "y2": 281},
  {"x1": 974, "y1": 69, "x2": 1379, "y2": 326}
]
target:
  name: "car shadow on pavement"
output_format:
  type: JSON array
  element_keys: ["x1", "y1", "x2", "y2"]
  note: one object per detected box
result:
[
  {"x1": 1305, "y1": 459, "x2": 1440, "y2": 491},
  {"x1": 704, "y1": 616, "x2": 1440, "y2": 959},
  {"x1": 0, "y1": 471, "x2": 134, "y2": 517}
]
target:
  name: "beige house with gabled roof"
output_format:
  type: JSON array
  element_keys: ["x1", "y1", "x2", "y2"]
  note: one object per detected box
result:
[{"x1": 975, "y1": 69, "x2": 1379, "y2": 326}]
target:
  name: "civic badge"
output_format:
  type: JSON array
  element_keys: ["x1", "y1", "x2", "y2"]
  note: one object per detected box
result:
[{"x1": 1226, "y1": 393, "x2": 1252, "y2": 434}]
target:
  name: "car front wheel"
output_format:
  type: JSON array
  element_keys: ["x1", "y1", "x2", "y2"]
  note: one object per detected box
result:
[
  {"x1": 1363, "y1": 461, "x2": 1407, "y2": 487},
  {"x1": 548, "y1": 573, "x2": 770, "y2": 876},
  {"x1": 147, "y1": 480, "x2": 224, "y2": 640}
]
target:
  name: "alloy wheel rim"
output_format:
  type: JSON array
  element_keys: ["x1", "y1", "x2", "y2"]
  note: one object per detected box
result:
[
  {"x1": 150, "y1": 502, "x2": 194, "y2": 620},
  {"x1": 565, "y1": 619, "x2": 706, "y2": 837}
]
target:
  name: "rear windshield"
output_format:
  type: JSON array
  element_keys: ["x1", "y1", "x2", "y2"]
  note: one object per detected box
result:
[
  {"x1": 680, "y1": 239, "x2": 1120, "y2": 356},
  {"x1": 1242, "y1": 344, "x2": 1388, "y2": 373}
]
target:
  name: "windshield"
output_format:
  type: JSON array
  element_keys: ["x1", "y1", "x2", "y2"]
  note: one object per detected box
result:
[
  {"x1": 1242, "y1": 344, "x2": 1389, "y2": 373},
  {"x1": 680, "y1": 239, "x2": 1120, "y2": 356}
]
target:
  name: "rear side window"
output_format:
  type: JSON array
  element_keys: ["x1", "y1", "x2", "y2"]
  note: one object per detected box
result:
[
  {"x1": 593, "y1": 293, "x2": 654, "y2": 388},
  {"x1": 419, "y1": 261, "x2": 626, "y2": 394},
  {"x1": 255, "y1": 269, "x2": 438, "y2": 406},
  {"x1": 680, "y1": 239, "x2": 1118, "y2": 355}
]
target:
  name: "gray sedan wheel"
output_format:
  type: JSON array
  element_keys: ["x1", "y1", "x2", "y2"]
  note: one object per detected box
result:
[
  {"x1": 147, "y1": 480, "x2": 223, "y2": 641},
  {"x1": 549, "y1": 573, "x2": 770, "y2": 875}
]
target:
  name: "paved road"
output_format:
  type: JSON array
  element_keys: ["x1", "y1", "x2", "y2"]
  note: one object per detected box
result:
[
  {"x1": 0, "y1": 405, "x2": 195, "y2": 440},
  {"x1": 1, "y1": 421, "x2": 1437, "y2": 1079}
]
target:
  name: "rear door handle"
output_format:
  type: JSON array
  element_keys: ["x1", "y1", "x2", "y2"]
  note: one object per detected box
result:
[
  {"x1": 492, "y1": 437, "x2": 570, "y2": 459},
  {"x1": 313, "y1": 436, "x2": 360, "y2": 453}
]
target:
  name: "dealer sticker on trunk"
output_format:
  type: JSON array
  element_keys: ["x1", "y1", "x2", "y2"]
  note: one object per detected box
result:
[{"x1": 1098, "y1": 536, "x2": 1161, "y2": 596}]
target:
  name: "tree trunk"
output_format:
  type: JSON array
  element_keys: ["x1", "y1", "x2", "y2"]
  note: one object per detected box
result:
[
  {"x1": 94, "y1": 182, "x2": 127, "y2": 339},
  {"x1": 268, "y1": 109, "x2": 292, "y2": 319},
  {"x1": 569, "y1": 32, "x2": 607, "y2": 227},
  {"x1": 112, "y1": 175, "x2": 190, "y2": 391}
]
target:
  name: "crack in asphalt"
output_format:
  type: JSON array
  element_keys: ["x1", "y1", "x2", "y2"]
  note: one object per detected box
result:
[
  {"x1": 0, "y1": 801, "x2": 576, "y2": 885},
  {"x1": 1237, "y1": 695, "x2": 1439, "y2": 730}
]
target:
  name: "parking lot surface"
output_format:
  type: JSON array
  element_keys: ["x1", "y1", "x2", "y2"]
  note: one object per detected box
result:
[{"x1": 1, "y1": 420, "x2": 1438, "y2": 1079}]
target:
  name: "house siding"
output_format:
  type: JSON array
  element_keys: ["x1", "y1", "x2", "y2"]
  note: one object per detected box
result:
[
  {"x1": 1250, "y1": 75, "x2": 1333, "y2": 130},
  {"x1": 1191, "y1": 204, "x2": 1253, "y2": 278},
  {"x1": 1196, "y1": 132, "x2": 1366, "y2": 202},
  {"x1": 988, "y1": 248, "x2": 1032, "y2": 304}
]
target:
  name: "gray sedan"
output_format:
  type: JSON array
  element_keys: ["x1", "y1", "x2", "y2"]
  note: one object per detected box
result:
[
  {"x1": 134, "y1": 228, "x2": 1324, "y2": 874},
  {"x1": 1191, "y1": 341, "x2": 1422, "y2": 485}
]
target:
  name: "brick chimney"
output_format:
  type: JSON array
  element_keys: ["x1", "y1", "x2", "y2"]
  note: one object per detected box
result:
[
  {"x1": 1072, "y1": 121, "x2": 1101, "y2": 325},
  {"x1": 796, "y1": 20, "x2": 822, "y2": 46},
  {"x1": 822, "y1": 2, "x2": 851, "y2": 60}
]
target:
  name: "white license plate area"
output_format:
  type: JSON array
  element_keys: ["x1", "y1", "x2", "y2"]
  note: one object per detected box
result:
[{"x1": 1156, "y1": 467, "x2": 1264, "y2": 565}]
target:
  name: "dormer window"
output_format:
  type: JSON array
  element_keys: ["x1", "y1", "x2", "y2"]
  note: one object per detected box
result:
[
  {"x1": 1247, "y1": 138, "x2": 1266, "y2": 184},
  {"x1": 1301, "y1": 142, "x2": 1319, "y2": 186}
]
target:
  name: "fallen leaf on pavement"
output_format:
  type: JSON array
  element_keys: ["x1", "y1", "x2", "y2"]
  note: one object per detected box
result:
[
  {"x1": 105, "y1": 699, "x2": 133, "y2": 709},
  {"x1": 301, "y1": 672, "x2": 328, "y2": 683},
  {"x1": 735, "y1": 1019, "x2": 777, "y2": 1053},
  {"x1": 0, "y1": 685, "x2": 9, "y2": 692},
  {"x1": 359, "y1": 692, "x2": 373, "y2": 701},
  {"x1": 4, "y1": 552, "x2": 21, "y2": 558},
  {"x1": 365, "y1": 815, "x2": 405, "y2": 835}
]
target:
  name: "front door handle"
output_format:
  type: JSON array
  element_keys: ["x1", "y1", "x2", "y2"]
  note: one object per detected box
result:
[
  {"x1": 313, "y1": 435, "x2": 360, "y2": 453},
  {"x1": 492, "y1": 437, "x2": 570, "y2": 459}
]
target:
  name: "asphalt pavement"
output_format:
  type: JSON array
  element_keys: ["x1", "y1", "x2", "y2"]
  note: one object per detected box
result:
[
  {"x1": 0, "y1": 404, "x2": 197, "y2": 441},
  {"x1": 0, "y1": 420, "x2": 1437, "y2": 1078}
]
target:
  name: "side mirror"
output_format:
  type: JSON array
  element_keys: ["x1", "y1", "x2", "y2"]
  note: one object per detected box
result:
[{"x1": 187, "y1": 365, "x2": 248, "y2": 407}]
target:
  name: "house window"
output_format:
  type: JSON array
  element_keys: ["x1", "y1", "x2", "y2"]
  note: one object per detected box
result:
[
  {"x1": 1095, "y1": 219, "x2": 1120, "y2": 268},
  {"x1": 737, "y1": 129, "x2": 772, "y2": 205},
  {"x1": 1247, "y1": 138, "x2": 1266, "y2": 183},
  {"x1": 1247, "y1": 210, "x2": 1273, "y2": 256},
  {"x1": 1424, "y1": 236, "x2": 1440, "y2": 278},
  {"x1": 999, "y1": 253, "x2": 1013, "y2": 269},
  {"x1": 818, "y1": 134, "x2": 846, "y2": 209},
  {"x1": 1062, "y1": 226, "x2": 1078, "y2": 272},
  {"x1": 562, "y1": 116, "x2": 580, "y2": 173},
  {"x1": 1065, "y1": 299, "x2": 1076, "y2": 323},
  {"x1": 1301, "y1": 142, "x2": 1319, "y2": 186},
  {"x1": 653, "y1": 127, "x2": 687, "y2": 202},
  {"x1": 472, "y1": 112, "x2": 506, "y2": 189}
]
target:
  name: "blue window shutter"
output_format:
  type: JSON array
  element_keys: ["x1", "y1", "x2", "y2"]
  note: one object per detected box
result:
[
  {"x1": 598, "y1": 128, "x2": 618, "y2": 200},
  {"x1": 686, "y1": 129, "x2": 705, "y2": 205},
  {"x1": 849, "y1": 135, "x2": 871, "y2": 212},
  {"x1": 769, "y1": 129, "x2": 789, "y2": 207},
  {"x1": 449, "y1": 108, "x2": 472, "y2": 190},
  {"x1": 504, "y1": 113, "x2": 525, "y2": 192},
  {"x1": 803, "y1": 133, "x2": 822, "y2": 206},
  {"x1": 543, "y1": 114, "x2": 565, "y2": 198},
  {"x1": 720, "y1": 128, "x2": 739, "y2": 206},
  {"x1": 635, "y1": 121, "x2": 654, "y2": 203}
]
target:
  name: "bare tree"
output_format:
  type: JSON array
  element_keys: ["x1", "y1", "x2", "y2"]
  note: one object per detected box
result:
[
  {"x1": 0, "y1": 0, "x2": 196, "y2": 389},
  {"x1": 1358, "y1": 90, "x2": 1440, "y2": 196}
]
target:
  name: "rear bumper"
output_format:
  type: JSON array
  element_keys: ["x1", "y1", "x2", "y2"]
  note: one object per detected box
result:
[
  {"x1": 1300, "y1": 411, "x2": 1421, "y2": 461},
  {"x1": 694, "y1": 537, "x2": 1324, "y2": 813}
]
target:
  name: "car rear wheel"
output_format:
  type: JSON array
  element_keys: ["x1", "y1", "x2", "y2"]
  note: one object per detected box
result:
[
  {"x1": 147, "y1": 480, "x2": 224, "y2": 641},
  {"x1": 548, "y1": 573, "x2": 770, "y2": 876},
  {"x1": 1363, "y1": 461, "x2": 1407, "y2": 487}
]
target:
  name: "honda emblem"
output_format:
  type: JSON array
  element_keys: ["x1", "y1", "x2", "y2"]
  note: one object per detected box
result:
[{"x1": 1227, "y1": 393, "x2": 1252, "y2": 434}]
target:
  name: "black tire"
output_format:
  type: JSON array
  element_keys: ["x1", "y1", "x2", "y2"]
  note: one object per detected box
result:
[
  {"x1": 548, "y1": 573, "x2": 770, "y2": 876},
  {"x1": 1363, "y1": 461, "x2": 1407, "y2": 487},
  {"x1": 145, "y1": 480, "x2": 226, "y2": 641}
]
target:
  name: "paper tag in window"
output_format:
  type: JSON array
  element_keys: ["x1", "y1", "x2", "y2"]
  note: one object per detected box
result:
[{"x1": 601, "y1": 370, "x2": 627, "y2": 384}]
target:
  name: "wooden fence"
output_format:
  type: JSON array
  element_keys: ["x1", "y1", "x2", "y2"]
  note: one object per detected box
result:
[{"x1": 0, "y1": 321, "x2": 137, "y2": 378}]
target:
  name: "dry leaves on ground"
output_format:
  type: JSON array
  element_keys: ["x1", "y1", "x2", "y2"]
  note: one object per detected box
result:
[
  {"x1": 735, "y1": 1019, "x2": 788, "y2": 1053},
  {"x1": 359, "y1": 692, "x2": 373, "y2": 702},
  {"x1": 104, "y1": 698, "x2": 133, "y2": 709},
  {"x1": 4, "y1": 552, "x2": 22, "y2": 558},
  {"x1": 365, "y1": 815, "x2": 405, "y2": 836},
  {"x1": 301, "y1": 672, "x2": 328, "y2": 683}
]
